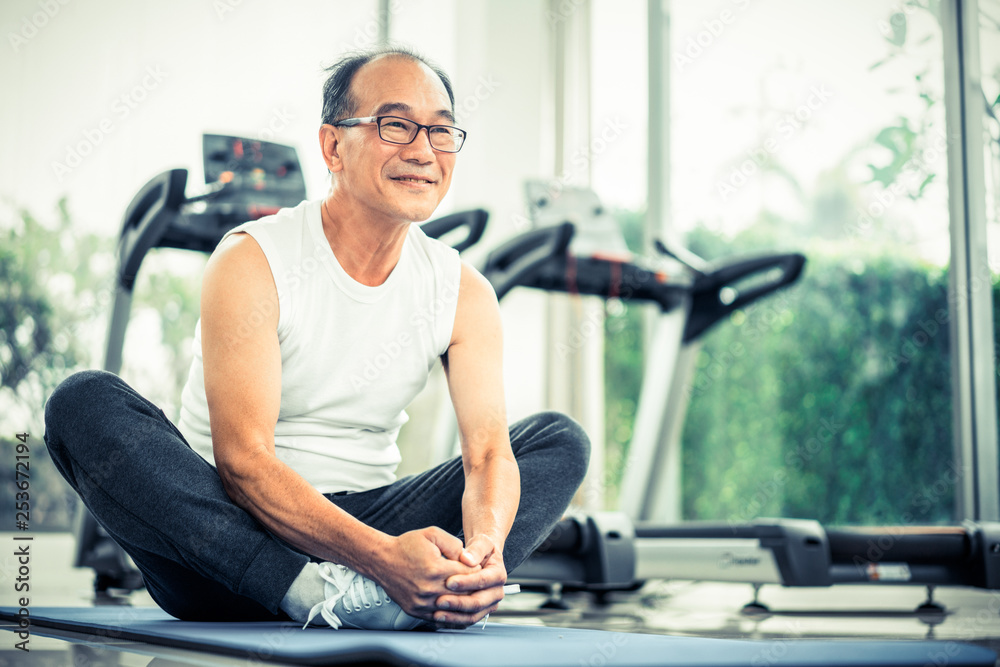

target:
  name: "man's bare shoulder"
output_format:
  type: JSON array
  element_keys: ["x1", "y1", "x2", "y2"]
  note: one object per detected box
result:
[
  {"x1": 457, "y1": 260, "x2": 497, "y2": 303},
  {"x1": 450, "y1": 260, "x2": 501, "y2": 348},
  {"x1": 201, "y1": 232, "x2": 278, "y2": 327},
  {"x1": 208, "y1": 231, "x2": 264, "y2": 268},
  {"x1": 203, "y1": 232, "x2": 273, "y2": 288}
]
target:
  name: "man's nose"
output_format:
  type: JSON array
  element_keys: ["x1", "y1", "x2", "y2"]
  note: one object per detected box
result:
[{"x1": 400, "y1": 127, "x2": 436, "y2": 161}]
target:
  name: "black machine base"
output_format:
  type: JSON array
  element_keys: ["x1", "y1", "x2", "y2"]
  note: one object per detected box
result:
[{"x1": 508, "y1": 512, "x2": 1000, "y2": 614}]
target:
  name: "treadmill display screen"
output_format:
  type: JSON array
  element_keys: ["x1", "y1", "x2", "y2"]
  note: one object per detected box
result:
[{"x1": 202, "y1": 134, "x2": 306, "y2": 201}]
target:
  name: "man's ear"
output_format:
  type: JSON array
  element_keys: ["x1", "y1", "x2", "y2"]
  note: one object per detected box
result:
[{"x1": 319, "y1": 124, "x2": 344, "y2": 174}]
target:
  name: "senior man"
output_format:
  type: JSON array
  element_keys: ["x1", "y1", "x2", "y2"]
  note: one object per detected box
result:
[{"x1": 43, "y1": 45, "x2": 590, "y2": 631}]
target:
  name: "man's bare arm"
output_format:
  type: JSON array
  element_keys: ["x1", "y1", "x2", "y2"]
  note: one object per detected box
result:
[
  {"x1": 200, "y1": 233, "x2": 474, "y2": 619},
  {"x1": 436, "y1": 261, "x2": 521, "y2": 625}
]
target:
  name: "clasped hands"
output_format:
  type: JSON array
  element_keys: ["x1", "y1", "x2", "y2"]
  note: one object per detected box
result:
[{"x1": 377, "y1": 526, "x2": 507, "y2": 629}]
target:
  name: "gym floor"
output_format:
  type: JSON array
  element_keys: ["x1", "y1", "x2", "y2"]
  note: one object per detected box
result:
[{"x1": 2, "y1": 532, "x2": 999, "y2": 666}]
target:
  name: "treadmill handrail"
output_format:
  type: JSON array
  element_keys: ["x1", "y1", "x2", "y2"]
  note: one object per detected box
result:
[
  {"x1": 684, "y1": 252, "x2": 806, "y2": 343},
  {"x1": 481, "y1": 222, "x2": 575, "y2": 301},
  {"x1": 117, "y1": 168, "x2": 188, "y2": 290},
  {"x1": 419, "y1": 208, "x2": 488, "y2": 253}
]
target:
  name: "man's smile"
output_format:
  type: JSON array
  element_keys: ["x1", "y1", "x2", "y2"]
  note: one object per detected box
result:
[{"x1": 389, "y1": 173, "x2": 437, "y2": 187}]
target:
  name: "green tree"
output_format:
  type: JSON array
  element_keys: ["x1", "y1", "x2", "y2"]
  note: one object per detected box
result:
[
  {"x1": 0, "y1": 199, "x2": 116, "y2": 530},
  {"x1": 0, "y1": 200, "x2": 204, "y2": 530},
  {"x1": 679, "y1": 230, "x2": 961, "y2": 525}
]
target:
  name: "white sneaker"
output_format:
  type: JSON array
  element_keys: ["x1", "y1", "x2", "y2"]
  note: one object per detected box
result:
[{"x1": 304, "y1": 563, "x2": 429, "y2": 631}]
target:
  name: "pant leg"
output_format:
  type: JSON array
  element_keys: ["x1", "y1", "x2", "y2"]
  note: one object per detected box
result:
[
  {"x1": 43, "y1": 370, "x2": 309, "y2": 621},
  {"x1": 330, "y1": 410, "x2": 590, "y2": 571},
  {"x1": 502, "y1": 411, "x2": 591, "y2": 567}
]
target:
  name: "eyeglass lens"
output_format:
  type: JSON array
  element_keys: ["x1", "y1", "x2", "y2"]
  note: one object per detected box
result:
[{"x1": 378, "y1": 117, "x2": 464, "y2": 152}]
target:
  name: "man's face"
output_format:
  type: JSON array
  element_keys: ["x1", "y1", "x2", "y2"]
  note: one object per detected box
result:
[{"x1": 330, "y1": 56, "x2": 457, "y2": 224}]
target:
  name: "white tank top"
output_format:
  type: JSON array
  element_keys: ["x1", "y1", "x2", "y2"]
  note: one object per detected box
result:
[{"x1": 177, "y1": 199, "x2": 462, "y2": 493}]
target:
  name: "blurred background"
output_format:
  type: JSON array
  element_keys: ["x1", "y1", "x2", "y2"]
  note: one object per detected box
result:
[{"x1": 1, "y1": 0, "x2": 998, "y2": 533}]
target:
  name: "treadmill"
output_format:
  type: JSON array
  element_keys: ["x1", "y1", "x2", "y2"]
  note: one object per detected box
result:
[
  {"x1": 497, "y1": 184, "x2": 1000, "y2": 614},
  {"x1": 74, "y1": 134, "x2": 488, "y2": 593}
]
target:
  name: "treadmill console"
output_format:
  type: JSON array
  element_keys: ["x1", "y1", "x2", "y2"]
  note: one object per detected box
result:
[
  {"x1": 151, "y1": 135, "x2": 308, "y2": 253},
  {"x1": 199, "y1": 134, "x2": 307, "y2": 223},
  {"x1": 203, "y1": 135, "x2": 306, "y2": 199}
]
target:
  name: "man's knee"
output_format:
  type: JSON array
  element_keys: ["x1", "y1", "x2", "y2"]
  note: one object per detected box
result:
[
  {"x1": 44, "y1": 370, "x2": 122, "y2": 448},
  {"x1": 557, "y1": 413, "x2": 591, "y2": 482},
  {"x1": 527, "y1": 410, "x2": 592, "y2": 481}
]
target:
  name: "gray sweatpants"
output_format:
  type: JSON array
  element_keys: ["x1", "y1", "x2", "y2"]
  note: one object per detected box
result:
[{"x1": 43, "y1": 370, "x2": 590, "y2": 621}]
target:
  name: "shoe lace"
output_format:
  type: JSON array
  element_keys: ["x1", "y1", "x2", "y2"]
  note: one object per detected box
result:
[
  {"x1": 303, "y1": 563, "x2": 360, "y2": 629},
  {"x1": 344, "y1": 577, "x2": 392, "y2": 613}
]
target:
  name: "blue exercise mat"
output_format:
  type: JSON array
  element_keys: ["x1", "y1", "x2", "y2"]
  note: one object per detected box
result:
[{"x1": 1, "y1": 607, "x2": 995, "y2": 667}]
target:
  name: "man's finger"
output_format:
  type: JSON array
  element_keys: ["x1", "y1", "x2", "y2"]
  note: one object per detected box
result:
[
  {"x1": 423, "y1": 526, "x2": 467, "y2": 562},
  {"x1": 460, "y1": 535, "x2": 496, "y2": 567},
  {"x1": 436, "y1": 586, "x2": 503, "y2": 613},
  {"x1": 445, "y1": 566, "x2": 505, "y2": 592},
  {"x1": 433, "y1": 602, "x2": 500, "y2": 628}
]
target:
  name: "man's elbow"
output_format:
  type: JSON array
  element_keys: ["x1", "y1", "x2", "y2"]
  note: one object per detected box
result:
[
  {"x1": 215, "y1": 461, "x2": 253, "y2": 508},
  {"x1": 213, "y1": 441, "x2": 270, "y2": 505},
  {"x1": 467, "y1": 447, "x2": 519, "y2": 478}
]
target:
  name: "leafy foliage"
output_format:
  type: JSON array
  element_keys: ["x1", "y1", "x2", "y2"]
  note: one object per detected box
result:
[
  {"x1": 604, "y1": 209, "x2": 996, "y2": 525},
  {"x1": 0, "y1": 200, "x2": 115, "y2": 417},
  {"x1": 599, "y1": 0, "x2": 1000, "y2": 525},
  {"x1": 680, "y1": 240, "x2": 961, "y2": 526},
  {"x1": 0, "y1": 240, "x2": 56, "y2": 394},
  {"x1": 0, "y1": 201, "x2": 203, "y2": 530}
]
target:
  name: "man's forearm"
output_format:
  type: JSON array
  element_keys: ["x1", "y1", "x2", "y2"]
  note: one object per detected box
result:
[
  {"x1": 461, "y1": 453, "x2": 520, "y2": 554},
  {"x1": 220, "y1": 447, "x2": 489, "y2": 623},
  {"x1": 218, "y1": 448, "x2": 391, "y2": 578}
]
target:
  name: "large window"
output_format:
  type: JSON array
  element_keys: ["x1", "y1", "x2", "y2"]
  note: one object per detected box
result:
[
  {"x1": 595, "y1": 0, "x2": 963, "y2": 524},
  {"x1": 981, "y1": 1, "x2": 1000, "y2": 468},
  {"x1": 589, "y1": 0, "x2": 649, "y2": 508},
  {"x1": 676, "y1": 1, "x2": 955, "y2": 525}
]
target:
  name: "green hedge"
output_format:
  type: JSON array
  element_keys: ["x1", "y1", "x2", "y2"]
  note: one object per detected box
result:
[
  {"x1": 604, "y1": 230, "x2": 998, "y2": 526},
  {"x1": 683, "y1": 252, "x2": 959, "y2": 525}
]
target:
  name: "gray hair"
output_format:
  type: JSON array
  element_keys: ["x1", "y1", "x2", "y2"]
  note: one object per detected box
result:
[{"x1": 320, "y1": 44, "x2": 455, "y2": 125}]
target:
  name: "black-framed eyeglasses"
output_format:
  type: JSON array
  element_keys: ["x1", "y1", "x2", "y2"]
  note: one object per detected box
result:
[{"x1": 333, "y1": 115, "x2": 467, "y2": 153}]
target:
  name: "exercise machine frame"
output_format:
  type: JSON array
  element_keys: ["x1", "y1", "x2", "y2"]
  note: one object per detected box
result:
[{"x1": 496, "y1": 185, "x2": 1000, "y2": 614}]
